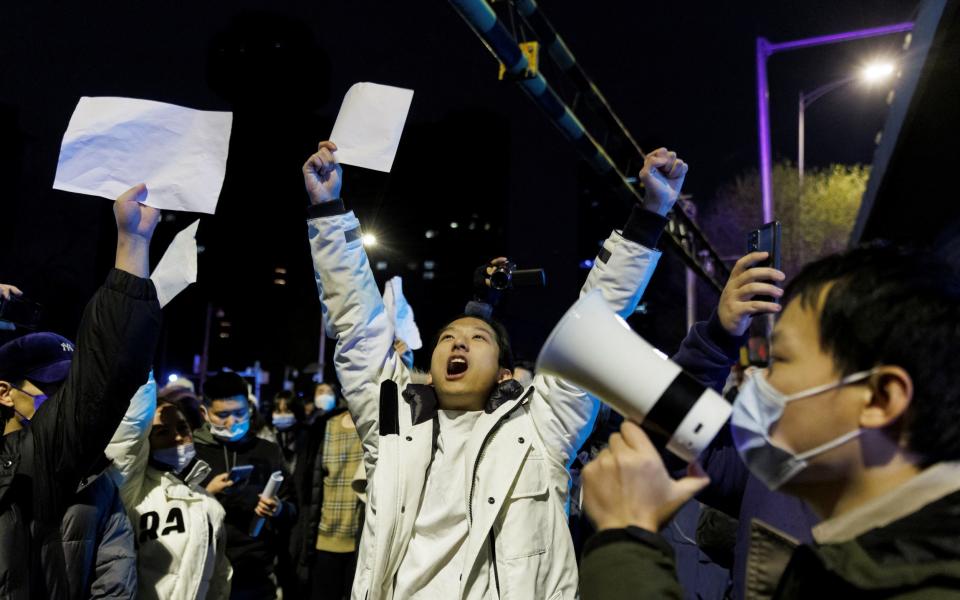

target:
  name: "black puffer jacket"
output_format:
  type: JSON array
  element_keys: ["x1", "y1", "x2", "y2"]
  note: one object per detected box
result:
[
  {"x1": 0, "y1": 270, "x2": 161, "y2": 599},
  {"x1": 60, "y1": 459, "x2": 137, "y2": 600}
]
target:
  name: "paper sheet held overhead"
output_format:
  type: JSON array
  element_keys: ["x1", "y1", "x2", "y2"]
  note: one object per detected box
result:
[
  {"x1": 382, "y1": 276, "x2": 423, "y2": 350},
  {"x1": 329, "y1": 83, "x2": 413, "y2": 173},
  {"x1": 150, "y1": 219, "x2": 200, "y2": 308},
  {"x1": 53, "y1": 97, "x2": 232, "y2": 214}
]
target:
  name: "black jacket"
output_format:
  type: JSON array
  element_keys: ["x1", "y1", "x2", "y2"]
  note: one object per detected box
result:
[
  {"x1": 581, "y1": 486, "x2": 960, "y2": 600},
  {"x1": 60, "y1": 460, "x2": 137, "y2": 599},
  {"x1": 0, "y1": 269, "x2": 161, "y2": 599},
  {"x1": 193, "y1": 425, "x2": 297, "y2": 594},
  {"x1": 288, "y1": 407, "x2": 358, "y2": 585}
]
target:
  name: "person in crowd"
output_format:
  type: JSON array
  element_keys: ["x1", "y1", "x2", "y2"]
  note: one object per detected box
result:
[
  {"x1": 271, "y1": 390, "x2": 304, "y2": 471},
  {"x1": 250, "y1": 396, "x2": 277, "y2": 444},
  {"x1": 2, "y1": 330, "x2": 140, "y2": 600},
  {"x1": 312, "y1": 381, "x2": 338, "y2": 418},
  {"x1": 580, "y1": 243, "x2": 960, "y2": 599},
  {"x1": 159, "y1": 379, "x2": 205, "y2": 431},
  {"x1": 106, "y1": 373, "x2": 232, "y2": 599},
  {"x1": 511, "y1": 360, "x2": 535, "y2": 389},
  {"x1": 301, "y1": 139, "x2": 686, "y2": 599},
  {"x1": 564, "y1": 248, "x2": 786, "y2": 598},
  {"x1": 289, "y1": 380, "x2": 364, "y2": 600},
  {"x1": 194, "y1": 371, "x2": 298, "y2": 600},
  {"x1": 0, "y1": 183, "x2": 162, "y2": 597}
]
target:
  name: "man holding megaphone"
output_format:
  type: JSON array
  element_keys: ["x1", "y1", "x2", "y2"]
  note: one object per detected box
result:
[
  {"x1": 579, "y1": 244, "x2": 960, "y2": 599},
  {"x1": 300, "y1": 140, "x2": 685, "y2": 600}
]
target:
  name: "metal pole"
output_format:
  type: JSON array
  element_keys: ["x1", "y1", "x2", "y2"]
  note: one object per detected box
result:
[
  {"x1": 756, "y1": 38, "x2": 774, "y2": 223},
  {"x1": 767, "y1": 22, "x2": 915, "y2": 53},
  {"x1": 448, "y1": 0, "x2": 730, "y2": 290},
  {"x1": 685, "y1": 267, "x2": 697, "y2": 332},
  {"x1": 199, "y1": 301, "x2": 213, "y2": 392},
  {"x1": 755, "y1": 21, "x2": 913, "y2": 226},
  {"x1": 798, "y1": 93, "x2": 805, "y2": 193}
]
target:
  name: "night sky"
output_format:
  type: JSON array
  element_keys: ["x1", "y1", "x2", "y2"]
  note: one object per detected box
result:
[{"x1": 0, "y1": 0, "x2": 921, "y2": 398}]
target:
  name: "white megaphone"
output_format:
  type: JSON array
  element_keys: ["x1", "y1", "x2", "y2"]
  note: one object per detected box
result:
[{"x1": 537, "y1": 290, "x2": 731, "y2": 462}]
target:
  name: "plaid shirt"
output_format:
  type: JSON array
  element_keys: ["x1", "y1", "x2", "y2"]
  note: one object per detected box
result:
[{"x1": 316, "y1": 413, "x2": 364, "y2": 553}]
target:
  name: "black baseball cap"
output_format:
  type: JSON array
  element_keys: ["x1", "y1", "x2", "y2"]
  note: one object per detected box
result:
[{"x1": 0, "y1": 332, "x2": 75, "y2": 385}]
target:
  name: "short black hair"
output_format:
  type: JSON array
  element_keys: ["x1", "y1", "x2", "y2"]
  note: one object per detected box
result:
[
  {"x1": 431, "y1": 314, "x2": 514, "y2": 371},
  {"x1": 202, "y1": 372, "x2": 249, "y2": 406},
  {"x1": 783, "y1": 242, "x2": 960, "y2": 464}
]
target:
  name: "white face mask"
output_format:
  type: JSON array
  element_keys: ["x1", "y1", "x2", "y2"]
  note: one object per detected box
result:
[
  {"x1": 272, "y1": 413, "x2": 296, "y2": 430},
  {"x1": 151, "y1": 442, "x2": 196, "y2": 474},
  {"x1": 314, "y1": 393, "x2": 336, "y2": 412},
  {"x1": 731, "y1": 368, "x2": 876, "y2": 490},
  {"x1": 210, "y1": 418, "x2": 250, "y2": 442}
]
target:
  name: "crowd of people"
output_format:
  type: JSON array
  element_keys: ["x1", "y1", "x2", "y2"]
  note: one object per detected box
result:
[{"x1": 1, "y1": 137, "x2": 958, "y2": 600}]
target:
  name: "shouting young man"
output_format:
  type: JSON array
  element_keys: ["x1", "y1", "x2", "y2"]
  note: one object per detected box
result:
[{"x1": 301, "y1": 140, "x2": 686, "y2": 600}]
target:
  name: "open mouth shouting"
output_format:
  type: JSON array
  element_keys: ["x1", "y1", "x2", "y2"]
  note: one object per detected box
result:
[{"x1": 446, "y1": 355, "x2": 469, "y2": 380}]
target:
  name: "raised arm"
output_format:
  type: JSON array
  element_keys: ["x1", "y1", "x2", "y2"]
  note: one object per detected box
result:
[
  {"x1": 528, "y1": 149, "x2": 688, "y2": 468},
  {"x1": 29, "y1": 184, "x2": 162, "y2": 521},
  {"x1": 105, "y1": 374, "x2": 158, "y2": 509},
  {"x1": 302, "y1": 142, "x2": 408, "y2": 475}
]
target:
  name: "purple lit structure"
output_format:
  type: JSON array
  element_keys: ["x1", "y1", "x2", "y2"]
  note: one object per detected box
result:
[{"x1": 755, "y1": 22, "x2": 914, "y2": 222}]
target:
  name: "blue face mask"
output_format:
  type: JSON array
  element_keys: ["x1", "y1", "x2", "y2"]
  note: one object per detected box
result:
[
  {"x1": 314, "y1": 393, "x2": 336, "y2": 413},
  {"x1": 151, "y1": 442, "x2": 196, "y2": 473},
  {"x1": 210, "y1": 418, "x2": 250, "y2": 442},
  {"x1": 10, "y1": 386, "x2": 50, "y2": 426},
  {"x1": 272, "y1": 414, "x2": 296, "y2": 431},
  {"x1": 731, "y1": 368, "x2": 876, "y2": 490}
]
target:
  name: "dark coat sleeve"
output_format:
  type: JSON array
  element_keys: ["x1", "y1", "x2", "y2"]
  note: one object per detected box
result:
[
  {"x1": 580, "y1": 529, "x2": 685, "y2": 600},
  {"x1": 669, "y1": 310, "x2": 751, "y2": 518},
  {"x1": 670, "y1": 310, "x2": 743, "y2": 394},
  {"x1": 88, "y1": 477, "x2": 137, "y2": 600},
  {"x1": 31, "y1": 269, "x2": 161, "y2": 523}
]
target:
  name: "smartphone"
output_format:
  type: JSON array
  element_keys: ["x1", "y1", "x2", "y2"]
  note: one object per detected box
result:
[
  {"x1": 747, "y1": 221, "x2": 782, "y2": 303},
  {"x1": 0, "y1": 295, "x2": 42, "y2": 330},
  {"x1": 228, "y1": 465, "x2": 255, "y2": 485}
]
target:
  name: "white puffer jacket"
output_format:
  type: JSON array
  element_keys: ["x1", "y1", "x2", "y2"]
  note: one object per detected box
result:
[
  {"x1": 308, "y1": 208, "x2": 660, "y2": 600},
  {"x1": 106, "y1": 377, "x2": 232, "y2": 600}
]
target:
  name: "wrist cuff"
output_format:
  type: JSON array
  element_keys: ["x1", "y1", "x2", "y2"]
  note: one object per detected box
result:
[
  {"x1": 307, "y1": 199, "x2": 347, "y2": 219},
  {"x1": 583, "y1": 526, "x2": 675, "y2": 560},
  {"x1": 706, "y1": 309, "x2": 748, "y2": 360},
  {"x1": 622, "y1": 206, "x2": 669, "y2": 248}
]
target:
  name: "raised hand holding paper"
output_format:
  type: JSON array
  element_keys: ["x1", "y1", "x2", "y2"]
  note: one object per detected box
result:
[
  {"x1": 329, "y1": 82, "x2": 414, "y2": 173},
  {"x1": 150, "y1": 219, "x2": 200, "y2": 308},
  {"x1": 53, "y1": 97, "x2": 232, "y2": 214}
]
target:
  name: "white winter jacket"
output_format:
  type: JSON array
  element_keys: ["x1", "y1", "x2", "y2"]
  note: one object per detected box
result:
[
  {"x1": 308, "y1": 208, "x2": 660, "y2": 600},
  {"x1": 106, "y1": 377, "x2": 232, "y2": 600}
]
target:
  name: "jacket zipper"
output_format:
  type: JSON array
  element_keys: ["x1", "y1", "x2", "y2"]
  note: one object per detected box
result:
[
  {"x1": 466, "y1": 390, "x2": 532, "y2": 596},
  {"x1": 488, "y1": 529, "x2": 501, "y2": 597}
]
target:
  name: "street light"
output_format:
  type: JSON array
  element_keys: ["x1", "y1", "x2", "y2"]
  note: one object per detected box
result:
[
  {"x1": 755, "y1": 22, "x2": 913, "y2": 222},
  {"x1": 798, "y1": 60, "x2": 896, "y2": 189},
  {"x1": 361, "y1": 233, "x2": 378, "y2": 247}
]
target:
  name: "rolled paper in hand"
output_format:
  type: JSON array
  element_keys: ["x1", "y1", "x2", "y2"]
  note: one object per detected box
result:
[{"x1": 249, "y1": 471, "x2": 284, "y2": 538}]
